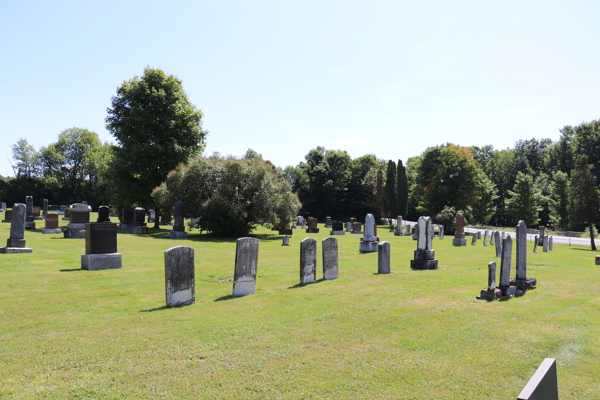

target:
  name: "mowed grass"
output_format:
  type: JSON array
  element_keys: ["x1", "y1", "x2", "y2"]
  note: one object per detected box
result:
[{"x1": 0, "y1": 213, "x2": 599, "y2": 399}]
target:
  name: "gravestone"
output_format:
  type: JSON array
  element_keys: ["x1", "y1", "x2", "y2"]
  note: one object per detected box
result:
[
  {"x1": 351, "y1": 222, "x2": 363, "y2": 234},
  {"x1": 411, "y1": 225, "x2": 418, "y2": 240},
  {"x1": 81, "y1": 222, "x2": 122, "y2": 270},
  {"x1": 64, "y1": 203, "x2": 92, "y2": 238},
  {"x1": 330, "y1": 221, "x2": 344, "y2": 235},
  {"x1": 170, "y1": 200, "x2": 188, "y2": 238},
  {"x1": 59, "y1": 204, "x2": 68, "y2": 215},
  {"x1": 378, "y1": 241, "x2": 391, "y2": 274},
  {"x1": 477, "y1": 231, "x2": 481, "y2": 239},
  {"x1": 164, "y1": 246, "x2": 195, "y2": 307},
  {"x1": 322, "y1": 237, "x2": 339, "y2": 280},
  {"x1": 477, "y1": 261, "x2": 501, "y2": 301},
  {"x1": 324, "y1": 217, "x2": 332, "y2": 228},
  {"x1": 511, "y1": 220, "x2": 536, "y2": 290},
  {"x1": 471, "y1": 235, "x2": 477, "y2": 245},
  {"x1": 300, "y1": 237, "x2": 317, "y2": 284},
  {"x1": 32, "y1": 206, "x2": 42, "y2": 219},
  {"x1": 349, "y1": 217, "x2": 357, "y2": 223},
  {"x1": 42, "y1": 214, "x2": 61, "y2": 234},
  {"x1": 360, "y1": 213, "x2": 379, "y2": 253},
  {"x1": 120, "y1": 207, "x2": 134, "y2": 228},
  {"x1": 160, "y1": 212, "x2": 172, "y2": 225},
  {"x1": 490, "y1": 231, "x2": 495, "y2": 246},
  {"x1": 499, "y1": 235, "x2": 517, "y2": 297},
  {"x1": 517, "y1": 358, "x2": 558, "y2": 400},
  {"x1": 2, "y1": 209, "x2": 12, "y2": 223},
  {"x1": 131, "y1": 207, "x2": 149, "y2": 234},
  {"x1": 0, "y1": 203, "x2": 32, "y2": 253},
  {"x1": 533, "y1": 235, "x2": 538, "y2": 253},
  {"x1": 278, "y1": 224, "x2": 293, "y2": 235},
  {"x1": 232, "y1": 237, "x2": 260, "y2": 296},
  {"x1": 502, "y1": 231, "x2": 506, "y2": 240},
  {"x1": 63, "y1": 208, "x2": 70, "y2": 221},
  {"x1": 395, "y1": 216, "x2": 403, "y2": 236},
  {"x1": 97, "y1": 205, "x2": 110, "y2": 222},
  {"x1": 305, "y1": 217, "x2": 320, "y2": 233},
  {"x1": 346, "y1": 222, "x2": 352, "y2": 232},
  {"x1": 484, "y1": 230, "x2": 489, "y2": 246},
  {"x1": 411, "y1": 216, "x2": 438, "y2": 270},
  {"x1": 43, "y1": 199, "x2": 48, "y2": 216},
  {"x1": 452, "y1": 212, "x2": 467, "y2": 246},
  {"x1": 543, "y1": 235, "x2": 549, "y2": 252},
  {"x1": 439, "y1": 225, "x2": 444, "y2": 240},
  {"x1": 148, "y1": 209, "x2": 156, "y2": 223},
  {"x1": 538, "y1": 226, "x2": 545, "y2": 245},
  {"x1": 549, "y1": 236, "x2": 553, "y2": 251},
  {"x1": 25, "y1": 196, "x2": 35, "y2": 229},
  {"x1": 495, "y1": 231, "x2": 502, "y2": 257},
  {"x1": 596, "y1": 255, "x2": 600, "y2": 265},
  {"x1": 282, "y1": 234, "x2": 290, "y2": 246},
  {"x1": 0, "y1": 202, "x2": 6, "y2": 211}
]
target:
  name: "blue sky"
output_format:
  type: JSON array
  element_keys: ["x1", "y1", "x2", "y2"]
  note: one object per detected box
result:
[{"x1": 1, "y1": 0, "x2": 599, "y2": 178}]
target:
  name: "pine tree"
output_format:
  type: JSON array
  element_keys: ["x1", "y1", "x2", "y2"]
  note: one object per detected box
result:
[
  {"x1": 569, "y1": 155, "x2": 599, "y2": 250},
  {"x1": 376, "y1": 169, "x2": 385, "y2": 220},
  {"x1": 505, "y1": 172, "x2": 544, "y2": 226},
  {"x1": 395, "y1": 160, "x2": 408, "y2": 217},
  {"x1": 386, "y1": 160, "x2": 396, "y2": 217}
]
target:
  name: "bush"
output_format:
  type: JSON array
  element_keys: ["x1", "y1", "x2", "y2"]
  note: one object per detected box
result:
[{"x1": 434, "y1": 206, "x2": 471, "y2": 235}]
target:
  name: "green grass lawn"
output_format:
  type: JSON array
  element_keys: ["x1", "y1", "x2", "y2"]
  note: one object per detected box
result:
[{"x1": 0, "y1": 212, "x2": 599, "y2": 399}]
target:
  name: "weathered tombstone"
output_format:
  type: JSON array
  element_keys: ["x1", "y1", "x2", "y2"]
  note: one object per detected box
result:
[
  {"x1": 483, "y1": 230, "x2": 489, "y2": 246},
  {"x1": 148, "y1": 209, "x2": 156, "y2": 223},
  {"x1": 490, "y1": 231, "x2": 495, "y2": 246},
  {"x1": 300, "y1": 237, "x2": 317, "y2": 284},
  {"x1": 346, "y1": 222, "x2": 352, "y2": 232},
  {"x1": 533, "y1": 235, "x2": 538, "y2": 253},
  {"x1": 64, "y1": 203, "x2": 92, "y2": 238},
  {"x1": 130, "y1": 207, "x2": 149, "y2": 234},
  {"x1": 351, "y1": 222, "x2": 363, "y2": 234},
  {"x1": 32, "y1": 206, "x2": 42, "y2": 220},
  {"x1": 170, "y1": 200, "x2": 188, "y2": 238},
  {"x1": 411, "y1": 216, "x2": 438, "y2": 270},
  {"x1": 97, "y1": 205, "x2": 110, "y2": 222},
  {"x1": 596, "y1": 255, "x2": 600, "y2": 265},
  {"x1": 477, "y1": 231, "x2": 481, "y2": 239},
  {"x1": 378, "y1": 241, "x2": 391, "y2": 274},
  {"x1": 499, "y1": 235, "x2": 517, "y2": 297},
  {"x1": 360, "y1": 213, "x2": 379, "y2": 253},
  {"x1": 322, "y1": 237, "x2": 339, "y2": 280},
  {"x1": 282, "y1": 234, "x2": 290, "y2": 246},
  {"x1": 439, "y1": 225, "x2": 444, "y2": 240},
  {"x1": 495, "y1": 231, "x2": 502, "y2": 257},
  {"x1": 517, "y1": 358, "x2": 558, "y2": 400},
  {"x1": 278, "y1": 224, "x2": 293, "y2": 235},
  {"x1": 549, "y1": 236, "x2": 553, "y2": 251},
  {"x1": 0, "y1": 203, "x2": 32, "y2": 253},
  {"x1": 543, "y1": 235, "x2": 549, "y2": 252},
  {"x1": 164, "y1": 246, "x2": 195, "y2": 307},
  {"x1": 411, "y1": 225, "x2": 418, "y2": 240},
  {"x1": 81, "y1": 222, "x2": 122, "y2": 270},
  {"x1": 160, "y1": 212, "x2": 172, "y2": 225},
  {"x1": 511, "y1": 220, "x2": 536, "y2": 290},
  {"x1": 477, "y1": 261, "x2": 501, "y2": 300},
  {"x1": 25, "y1": 196, "x2": 35, "y2": 229},
  {"x1": 42, "y1": 214, "x2": 61, "y2": 234},
  {"x1": 0, "y1": 202, "x2": 6, "y2": 211},
  {"x1": 324, "y1": 217, "x2": 332, "y2": 228},
  {"x1": 538, "y1": 226, "x2": 545, "y2": 245},
  {"x1": 330, "y1": 221, "x2": 344, "y2": 235},
  {"x1": 394, "y1": 216, "x2": 403, "y2": 236},
  {"x1": 43, "y1": 199, "x2": 48, "y2": 216},
  {"x1": 471, "y1": 235, "x2": 477, "y2": 245},
  {"x1": 452, "y1": 212, "x2": 467, "y2": 246},
  {"x1": 2, "y1": 209, "x2": 12, "y2": 223},
  {"x1": 232, "y1": 237, "x2": 259, "y2": 296},
  {"x1": 120, "y1": 207, "x2": 134, "y2": 228},
  {"x1": 305, "y1": 217, "x2": 320, "y2": 233},
  {"x1": 59, "y1": 204, "x2": 68, "y2": 215}
]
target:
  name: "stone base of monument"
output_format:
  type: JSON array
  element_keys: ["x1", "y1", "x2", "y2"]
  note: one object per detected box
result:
[
  {"x1": 499, "y1": 285, "x2": 517, "y2": 297},
  {"x1": 352, "y1": 230, "x2": 363, "y2": 234},
  {"x1": 324, "y1": 224, "x2": 332, "y2": 228},
  {"x1": 130, "y1": 226, "x2": 149, "y2": 234},
  {"x1": 330, "y1": 230, "x2": 345, "y2": 235},
  {"x1": 510, "y1": 277, "x2": 537, "y2": 290},
  {"x1": 278, "y1": 229, "x2": 293, "y2": 235},
  {"x1": 64, "y1": 229, "x2": 85, "y2": 238},
  {"x1": 2, "y1": 219, "x2": 10, "y2": 223},
  {"x1": 34, "y1": 216, "x2": 43, "y2": 220},
  {"x1": 25, "y1": 221, "x2": 36, "y2": 229},
  {"x1": 394, "y1": 230, "x2": 402, "y2": 236},
  {"x1": 119, "y1": 224, "x2": 132, "y2": 230},
  {"x1": 81, "y1": 253, "x2": 122, "y2": 270},
  {"x1": 42, "y1": 228, "x2": 62, "y2": 234},
  {"x1": 0, "y1": 246, "x2": 33, "y2": 253},
  {"x1": 359, "y1": 239, "x2": 378, "y2": 253},
  {"x1": 410, "y1": 259, "x2": 438, "y2": 270},
  {"x1": 232, "y1": 280, "x2": 256, "y2": 296},
  {"x1": 169, "y1": 231, "x2": 188, "y2": 239},
  {"x1": 477, "y1": 288, "x2": 502, "y2": 301},
  {"x1": 306, "y1": 228, "x2": 320, "y2": 233},
  {"x1": 62, "y1": 217, "x2": 70, "y2": 221},
  {"x1": 452, "y1": 238, "x2": 467, "y2": 246}
]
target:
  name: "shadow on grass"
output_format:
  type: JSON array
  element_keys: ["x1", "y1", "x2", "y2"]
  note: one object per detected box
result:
[
  {"x1": 131, "y1": 229, "x2": 283, "y2": 243},
  {"x1": 60, "y1": 268, "x2": 82, "y2": 272},
  {"x1": 140, "y1": 306, "x2": 169, "y2": 313},
  {"x1": 214, "y1": 294, "x2": 241, "y2": 302},
  {"x1": 568, "y1": 247, "x2": 596, "y2": 251},
  {"x1": 287, "y1": 278, "x2": 326, "y2": 289}
]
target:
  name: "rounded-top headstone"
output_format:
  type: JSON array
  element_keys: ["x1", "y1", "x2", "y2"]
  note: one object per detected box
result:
[{"x1": 97, "y1": 205, "x2": 111, "y2": 222}]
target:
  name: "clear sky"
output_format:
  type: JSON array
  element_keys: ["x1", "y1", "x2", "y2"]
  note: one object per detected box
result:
[{"x1": 1, "y1": 0, "x2": 599, "y2": 178}]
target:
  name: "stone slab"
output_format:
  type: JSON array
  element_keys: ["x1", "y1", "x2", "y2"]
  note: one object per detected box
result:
[
  {"x1": 510, "y1": 277, "x2": 537, "y2": 291},
  {"x1": 477, "y1": 288, "x2": 503, "y2": 301},
  {"x1": 452, "y1": 238, "x2": 467, "y2": 246},
  {"x1": 130, "y1": 226, "x2": 149, "y2": 234},
  {"x1": 24, "y1": 221, "x2": 36, "y2": 229},
  {"x1": 42, "y1": 228, "x2": 62, "y2": 234},
  {"x1": 7, "y1": 238, "x2": 26, "y2": 248},
  {"x1": 517, "y1": 358, "x2": 558, "y2": 400},
  {"x1": 410, "y1": 259, "x2": 438, "y2": 270},
  {"x1": 305, "y1": 228, "x2": 320, "y2": 233},
  {"x1": 67, "y1": 223, "x2": 87, "y2": 230},
  {"x1": 164, "y1": 245, "x2": 195, "y2": 307},
  {"x1": 0, "y1": 247, "x2": 33, "y2": 254},
  {"x1": 359, "y1": 240, "x2": 378, "y2": 253},
  {"x1": 169, "y1": 231, "x2": 188, "y2": 239},
  {"x1": 330, "y1": 230, "x2": 345, "y2": 235},
  {"x1": 81, "y1": 253, "x2": 122, "y2": 270},
  {"x1": 64, "y1": 229, "x2": 86, "y2": 238}
]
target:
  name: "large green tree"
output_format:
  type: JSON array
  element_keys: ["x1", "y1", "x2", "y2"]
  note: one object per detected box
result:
[
  {"x1": 385, "y1": 160, "x2": 396, "y2": 217},
  {"x1": 10, "y1": 138, "x2": 40, "y2": 178},
  {"x1": 569, "y1": 155, "x2": 600, "y2": 250},
  {"x1": 395, "y1": 159, "x2": 408, "y2": 217},
  {"x1": 105, "y1": 67, "x2": 206, "y2": 226},
  {"x1": 505, "y1": 172, "x2": 543, "y2": 226},
  {"x1": 548, "y1": 171, "x2": 570, "y2": 230}
]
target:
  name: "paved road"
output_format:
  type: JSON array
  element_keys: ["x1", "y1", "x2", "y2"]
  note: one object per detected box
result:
[{"x1": 464, "y1": 227, "x2": 594, "y2": 247}]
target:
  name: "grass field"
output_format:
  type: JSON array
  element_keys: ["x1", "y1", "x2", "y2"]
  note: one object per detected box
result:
[{"x1": 0, "y1": 212, "x2": 599, "y2": 399}]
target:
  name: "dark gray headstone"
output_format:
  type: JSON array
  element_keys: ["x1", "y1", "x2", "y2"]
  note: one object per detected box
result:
[
  {"x1": 122, "y1": 207, "x2": 134, "y2": 224},
  {"x1": 85, "y1": 223, "x2": 117, "y2": 254},
  {"x1": 97, "y1": 205, "x2": 110, "y2": 222},
  {"x1": 517, "y1": 358, "x2": 558, "y2": 400},
  {"x1": 174, "y1": 200, "x2": 185, "y2": 232},
  {"x1": 233, "y1": 237, "x2": 259, "y2": 296},
  {"x1": 25, "y1": 196, "x2": 33, "y2": 217},
  {"x1": 471, "y1": 235, "x2": 477, "y2": 245},
  {"x1": 164, "y1": 246, "x2": 195, "y2": 307},
  {"x1": 500, "y1": 235, "x2": 512, "y2": 287},
  {"x1": 133, "y1": 207, "x2": 146, "y2": 226},
  {"x1": 322, "y1": 237, "x2": 339, "y2": 280},
  {"x1": 300, "y1": 237, "x2": 317, "y2": 284},
  {"x1": 8, "y1": 203, "x2": 26, "y2": 247},
  {"x1": 43, "y1": 199, "x2": 48, "y2": 215},
  {"x1": 495, "y1": 231, "x2": 502, "y2": 257},
  {"x1": 516, "y1": 220, "x2": 527, "y2": 280},
  {"x1": 488, "y1": 261, "x2": 496, "y2": 291}
]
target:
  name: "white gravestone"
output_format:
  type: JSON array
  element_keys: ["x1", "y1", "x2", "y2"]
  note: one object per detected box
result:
[
  {"x1": 322, "y1": 237, "x2": 339, "y2": 280},
  {"x1": 300, "y1": 237, "x2": 317, "y2": 284},
  {"x1": 232, "y1": 237, "x2": 259, "y2": 296}
]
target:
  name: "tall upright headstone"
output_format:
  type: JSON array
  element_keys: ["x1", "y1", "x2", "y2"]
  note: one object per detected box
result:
[
  {"x1": 439, "y1": 225, "x2": 444, "y2": 240},
  {"x1": 81, "y1": 221, "x2": 122, "y2": 270},
  {"x1": 410, "y1": 216, "x2": 438, "y2": 270},
  {"x1": 43, "y1": 199, "x2": 48, "y2": 216},
  {"x1": 120, "y1": 207, "x2": 134, "y2": 228},
  {"x1": 511, "y1": 220, "x2": 536, "y2": 290},
  {"x1": 233, "y1": 237, "x2": 259, "y2": 296},
  {"x1": 549, "y1": 236, "x2": 553, "y2": 251},
  {"x1": 25, "y1": 196, "x2": 35, "y2": 229},
  {"x1": 394, "y1": 216, "x2": 403, "y2": 236},
  {"x1": 0, "y1": 203, "x2": 32, "y2": 253},
  {"x1": 452, "y1": 212, "x2": 467, "y2": 246},
  {"x1": 378, "y1": 241, "x2": 391, "y2": 274},
  {"x1": 359, "y1": 213, "x2": 379, "y2": 253},
  {"x1": 164, "y1": 246, "x2": 195, "y2": 307},
  {"x1": 322, "y1": 237, "x2": 339, "y2": 280},
  {"x1": 499, "y1": 235, "x2": 517, "y2": 296},
  {"x1": 170, "y1": 200, "x2": 188, "y2": 238},
  {"x1": 517, "y1": 358, "x2": 559, "y2": 400},
  {"x1": 131, "y1": 207, "x2": 149, "y2": 234},
  {"x1": 300, "y1": 237, "x2": 317, "y2": 284},
  {"x1": 538, "y1": 226, "x2": 545, "y2": 246},
  {"x1": 494, "y1": 231, "x2": 502, "y2": 257},
  {"x1": 543, "y1": 235, "x2": 549, "y2": 252},
  {"x1": 471, "y1": 235, "x2": 477, "y2": 245}
]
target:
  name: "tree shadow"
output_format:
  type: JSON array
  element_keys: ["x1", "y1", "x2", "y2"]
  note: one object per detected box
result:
[
  {"x1": 287, "y1": 278, "x2": 325, "y2": 289},
  {"x1": 137, "y1": 230, "x2": 283, "y2": 243}
]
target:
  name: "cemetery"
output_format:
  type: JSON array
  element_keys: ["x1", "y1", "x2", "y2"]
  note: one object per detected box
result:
[{"x1": 0, "y1": 207, "x2": 597, "y2": 398}]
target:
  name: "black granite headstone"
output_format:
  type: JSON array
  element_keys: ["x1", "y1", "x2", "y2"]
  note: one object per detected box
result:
[
  {"x1": 122, "y1": 207, "x2": 134, "y2": 224},
  {"x1": 85, "y1": 223, "x2": 117, "y2": 254},
  {"x1": 97, "y1": 205, "x2": 110, "y2": 222}
]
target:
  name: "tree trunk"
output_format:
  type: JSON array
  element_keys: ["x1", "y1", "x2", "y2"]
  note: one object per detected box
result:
[{"x1": 590, "y1": 222, "x2": 596, "y2": 251}]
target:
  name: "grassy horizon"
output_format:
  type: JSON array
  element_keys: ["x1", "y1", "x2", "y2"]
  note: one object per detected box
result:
[{"x1": 0, "y1": 211, "x2": 598, "y2": 399}]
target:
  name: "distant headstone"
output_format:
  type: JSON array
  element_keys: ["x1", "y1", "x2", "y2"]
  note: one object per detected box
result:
[
  {"x1": 330, "y1": 221, "x2": 344, "y2": 235},
  {"x1": 471, "y1": 235, "x2": 477, "y2": 245},
  {"x1": 439, "y1": 225, "x2": 444, "y2": 240},
  {"x1": 131, "y1": 207, "x2": 149, "y2": 234},
  {"x1": 0, "y1": 202, "x2": 6, "y2": 211},
  {"x1": 25, "y1": 196, "x2": 35, "y2": 229},
  {"x1": 499, "y1": 235, "x2": 517, "y2": 297},
  {"x1": 452, "y1": 212, "x2": 467, "y2": 246},
  {"x1": 160, "y1": 212, "x2": 172, "y2": 225},
  {"x1": 148, "y1": 209, "x2": 156, "y2": 223},
  {"x1": 596, "y1": 255, "x2": 600, "y2": 265},
  {"x1": 324, "y1": 216, "x2": 332, "y2": 228},
  {"x1": 81, "y1": 222, "x2": 122, "y2": 270},
  {"x1": 394, "y1": 216, "x2": 403, "y2": 236},
  {"x1": 477, "y1": 261, "x2": 501, "y2": 301},
  {"x1": 351, "y1": 222, "x2": 362, "y2": 234},
  {"x1": 300, "y1": 237, "x2": 317, "y2": 284},
  {"x1": 484, "y1": 230, "x2": 489, "y2": 246},
  {"x1": 42, "y1": 214, "x2": 61, "y2": 234},
  {"x1": 121, "y1": 207, "x2": 134, "y2": 227},
  {"x1": 346, "y1": 222, "x2": 352, "y2": 232},
  {"x1": 517, "y1": 358, "x2": 558, "y2": 400},
  {"x1": 97, "y1": 205, "x2": 110, "y2": 222},
  {"x1": 490, "y1": 231, "x2": 495, "y2": 246},
  {"x1": 378, "y1": 241, "x2": 391, "y2": 274},
  {"x1": 2, "y1": 209, "x2": 12, "y2": 223},
  {"x1": 511, "y1": 220, "x2": 536, "y2": 290},
  {"x1": 538, "y1": 226, "x2": 545, "y2": 246},
  {"x1": 164, "y1": 246, "x2": 195, "y2": 307},
  {"x1": 549, "y1": 236, "x2": 553, "y2": 251},
  {"x1": 306, "y1": 217, "x2": 320, "y2": 233},
  {"x1": 170, "y1": 200, "x2": 188, "y2": 238},
  {"x1": 360, "y1": 213, "x2": 379, "y2": 253},
  {"x1": 282, "y1": 234, "x2": 290, "y2": 246},
  {"x1": 322, "y1": 237, "x2": 339, "y2": 280},
  {"x1": 495, "y1": 231, "x2": 502, "y2": 257},
  {"x1": 64, "y1": 203, "x2": 92, "y2": 238},
  {"x1": 43, "y1": 199, "x2": 48, "y2": 216},
  {"x1": 32, "y1": 206, "x2": 42, "y2": 219},
  {"x1": 411, "y1": 216, "x2": 438, "y2": 270},
  {"x1": 543, "y1": 235, "x2": 549, "y2": 252},
  {"x1": 233, "y1": 237, "x2": 259, "y2": 296},
  {"x1": 0, "y1": 203, "x2": 32, "y2": 253}
]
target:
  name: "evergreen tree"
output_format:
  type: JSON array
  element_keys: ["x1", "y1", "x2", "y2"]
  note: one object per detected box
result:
[
  {"x1": 376, "y1": 169, "x2": 385, "y2": 220},
  {"x1": 569, "y1": 155, "x2": 599, "y2": 250},
  {"x1": 386, "y1": 160, "x2": 396, "y2": 217},
  {"x1": 505, "y1": 172, "x2": 543, "y2": 226},
  {"x1": 395, "y1": 159, "x2": 408, "y2": 217},
  {"x1": 548, "y1": 171, "x2": 570, "y2": 230}
]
